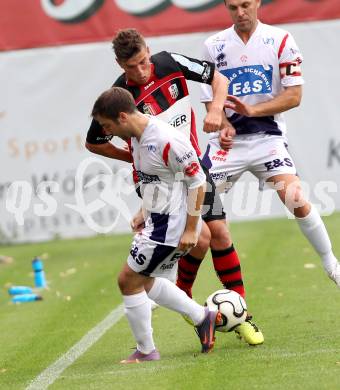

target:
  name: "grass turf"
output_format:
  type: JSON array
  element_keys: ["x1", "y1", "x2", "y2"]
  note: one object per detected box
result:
[{"x1": 0, "y1": 213, "x2": 339, "y2": 390}]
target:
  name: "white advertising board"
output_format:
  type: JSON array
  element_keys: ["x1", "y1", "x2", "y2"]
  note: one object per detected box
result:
[{"x1": 1, "y1": 19, "x2": 339, "y2": 242}]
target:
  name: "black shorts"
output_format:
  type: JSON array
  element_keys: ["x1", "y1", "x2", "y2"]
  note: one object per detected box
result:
[{"x1": 200, "y1": 160, "x2": 226, "y2": 222}]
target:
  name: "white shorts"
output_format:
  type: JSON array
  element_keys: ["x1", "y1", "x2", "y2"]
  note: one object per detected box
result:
[
  {"x1": 127, "y1": 234, "x2": 185, "y2": 278},
  {"x1": 202, "y1": 134, "x2": 297, "y2": 193}
]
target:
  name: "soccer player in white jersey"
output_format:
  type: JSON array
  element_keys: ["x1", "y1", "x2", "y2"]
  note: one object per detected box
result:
[
  {"x1": 200, "y1": 0, "x2": 340, "y2": 287},
  {"x1": 91, "y1": 86, "x2": 220, "y2": 363}
]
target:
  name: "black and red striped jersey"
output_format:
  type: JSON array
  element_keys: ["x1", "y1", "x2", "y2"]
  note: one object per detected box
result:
[{"x1": 86, "y1": 51, "x2": 215, "y2": 157}]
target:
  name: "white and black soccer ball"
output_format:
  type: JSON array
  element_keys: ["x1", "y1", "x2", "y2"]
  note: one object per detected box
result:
[{"x1": 205, "y1": 289, "x2": 247, "y2": 332}]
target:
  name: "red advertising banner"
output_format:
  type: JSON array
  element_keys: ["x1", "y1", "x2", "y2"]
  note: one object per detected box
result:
[{"x1": 1, "y1": 0, "x2": 340, "y2": 51}]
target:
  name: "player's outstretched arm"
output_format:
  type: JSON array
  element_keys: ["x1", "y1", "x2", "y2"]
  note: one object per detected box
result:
[
  {"x1": 225, "y1": 85, "x2": 302, "y2": 117},
  {"x1": 203, "y1": 71, "x2": 229, "y2": 133},
  {"x1": 85, "y1": 141, "x2": 133, "y2": 162}
]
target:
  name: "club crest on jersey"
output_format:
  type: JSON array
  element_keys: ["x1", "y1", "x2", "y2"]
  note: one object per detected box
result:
[
  {"x1": 184, "y1": 162, "x2": 200, "y2": 177},
  {"x1": 143, "y1": 103, "x2": 157, "y2": 116},
  {"x1": 216, "y1": 53, "x2": 228, "y2": 68},
  {"x1": 217, "y1": 53, "x2": 225, "y2": 62},
  {"x1": 168, "y1": 84, "x2": 179, "y2": 99}
]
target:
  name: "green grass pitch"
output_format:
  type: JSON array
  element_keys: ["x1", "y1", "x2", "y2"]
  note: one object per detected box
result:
[{"x1": 0, "y1": 214, "x2": 339, "y2": 390}]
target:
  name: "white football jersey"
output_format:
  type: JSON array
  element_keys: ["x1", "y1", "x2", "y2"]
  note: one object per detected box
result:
[
  {"x1": 131, "y1": 116, "x2": 206, "y2": 246},
  {"x1": 201, "y1": 21, "x2": 304, "y2": 139}
]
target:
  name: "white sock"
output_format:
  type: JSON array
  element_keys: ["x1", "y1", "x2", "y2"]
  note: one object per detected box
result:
[
  {"x1": 167, "y1": 261, "x2": 178, "y2": 284},
  {"x1": 296, "y1": 205, "x2": 338, "y2": 274},
  {"x1": 147, "y1": 277, "x2": 205, "y2": 325},
  {"x1": 123, "y1": 291, "x2": 155, "y2": 354},
  {"x1": 149, "y1": 264, "x2": 178, "y2": 310}
]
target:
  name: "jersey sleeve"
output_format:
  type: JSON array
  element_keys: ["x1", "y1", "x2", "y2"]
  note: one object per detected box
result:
[
  {"x1": 278, "y1": 32, "x2": 304, "y2": 87},
  {"x1": 200, "y1": 41, "x2": 214, "y2": 103},
  {"x1": 86, "y1": 119, "x2": 113, "y2": 144},
  {"x1": 170, "y1": 53, "x2": 215, "y2": 85},
  {"x1": 86, "y1": 75, "x2": 125, "y2": 144},
  {"x1": 166, "y1": 135, "x2": 206, "y2": 190}
]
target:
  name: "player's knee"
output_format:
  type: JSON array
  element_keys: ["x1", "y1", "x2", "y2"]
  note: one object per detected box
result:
[
  {"x1": 292, "y1": 185, "x2": 303, "y2": 203},
  {"x1": 195, "y1": 224, "x2": 211, "y2": 253},
  {"x1": 117, "y1": 271, "x2": 126, "y2": 293},
  {"x1": 117, "y1": 269, "x2": 131, "y2": 293},
  {"x1": 207, "y1": 220, "x2": 232, "y2": 247},
  {"x1": 284, "y1": 183, "x2": 307, "y2": 213},
  {"x1": 118, "y1": 264, "x2": 146, "y2": 295}
]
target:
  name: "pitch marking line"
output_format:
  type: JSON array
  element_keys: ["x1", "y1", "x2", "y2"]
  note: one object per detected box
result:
[{"x1": 25, "y1": 304, "x2": 124, "y2": 390}]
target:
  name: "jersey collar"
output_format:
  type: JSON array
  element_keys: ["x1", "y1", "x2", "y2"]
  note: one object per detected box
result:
[{"x1": 232, "y1": 20, "x2": 262, "y2": 45}]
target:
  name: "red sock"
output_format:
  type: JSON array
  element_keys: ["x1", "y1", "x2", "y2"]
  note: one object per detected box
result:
[
  {"x1": 176, "y1": 253, "x2": 204, "y2": 298},
  {"x1": 211, "y1": 244, "x2": 245, "y2": 298}
]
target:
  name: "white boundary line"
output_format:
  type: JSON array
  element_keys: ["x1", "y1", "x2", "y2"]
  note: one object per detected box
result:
[{"x1": 25, "y1": 304, "x2": 124, "y2": 390}]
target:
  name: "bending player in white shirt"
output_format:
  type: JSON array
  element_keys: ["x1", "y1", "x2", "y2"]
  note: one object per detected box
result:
[
  {"x1": 201, "y1": 0, "x2": 340, "y2": 287},
  {"x1": 91, "y1": 86, "x2": 221, "y2": 363}
]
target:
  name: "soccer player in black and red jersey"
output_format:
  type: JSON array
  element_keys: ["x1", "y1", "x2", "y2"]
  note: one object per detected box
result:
[{"x1": 86, "y1": 29, "x2": 263, "y2": 345}]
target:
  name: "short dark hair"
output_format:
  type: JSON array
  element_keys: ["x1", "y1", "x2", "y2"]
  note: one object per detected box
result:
[
  {"x1": 91, "y1": 87, "x2": 136, "y2": 121},
  {"x1": 112, "y1": 28, "x2": 146, "y2": 61}
]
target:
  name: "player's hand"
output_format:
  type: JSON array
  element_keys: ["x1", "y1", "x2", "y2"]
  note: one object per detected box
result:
[
  {"x1": 130, "y1": 210, "x2": 145, "y2": 233},
  {"x1": 224, "y1": 95, "x2": 254, "y2": 117},
  {"x1": 203, "y1": 106, "x2": 223, "y2": 133},
  {"x1": 178, "y1": 230, "x2": 198, "y2": 252},
  {"x1": 219, "y1": 123, "x2": 235, "y2": 150}
]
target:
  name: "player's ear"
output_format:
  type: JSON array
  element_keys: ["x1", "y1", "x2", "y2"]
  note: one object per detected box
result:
[{"x1": 118, "y1": 112, "x2": 129, "y2": 123}]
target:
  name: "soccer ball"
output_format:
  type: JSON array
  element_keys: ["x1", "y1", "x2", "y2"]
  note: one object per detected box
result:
[{"x1": 205, "y1": 289, "x2": 247, "y2": 332}]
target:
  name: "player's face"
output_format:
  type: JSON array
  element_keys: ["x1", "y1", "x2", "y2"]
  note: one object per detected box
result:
[
  {"x1": 95, "y1": 114, "x2": 130, "y2": 140},
  {"x1": 118, "y1": 46, "x2": 152, "y2": 85},
  {"x1": 224, "y1": 0, "x2": 260, "y2": 34}
]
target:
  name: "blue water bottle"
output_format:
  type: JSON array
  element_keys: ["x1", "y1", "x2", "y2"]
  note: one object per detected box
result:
[
  {"x1": 32, "y1": 257, "x2": 46, "y2": 288},
  {"x1": 12, "y1": 294, "x2": 42, "y2": 303},
  {"x1": 8, "y1": 286, "x2": 33, "y2": 295}
]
